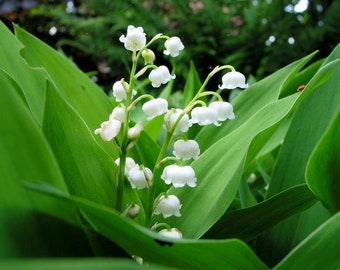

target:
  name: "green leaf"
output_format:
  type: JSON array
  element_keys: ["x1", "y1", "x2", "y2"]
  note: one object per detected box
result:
[
  {"x1": 0, "y1": 21, "x2": 47, "y2": 123},
  {"x1": 306, "y1": 111, "x2": 340, "y2": 214},
  {"x1": 274, "y1": 212, "x2": 340, "y2": 270},
  {"x1": 0, "y1": 258, "x2": 173, "y2": 270},
  {"x1": 26, "y1": 184, "x2": 268, "y2": 270},
  {"x1": 204, "y1": 184, "x2": 317, "y2": 241},
  {"x1": 182, "y1": 61, "x2": 202, "y2": 107},
  {"x1": 13, "y1": 24, "x2": 117, "y2": 157},
  {"x1": 257, "y1": 44, "x2": 340, "y2": 266},
  {"x1": 42, "y1": 81, "x2": 116, "y2": 207},
  {"x1": 0, "y1": 70, "x2": 89, "y2": 257}
]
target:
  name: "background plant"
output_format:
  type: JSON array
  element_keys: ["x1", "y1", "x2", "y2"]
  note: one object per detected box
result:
[
  {"x1": 0, "y1": 2, "x2": 340, "y2": 270},
  {"x1": 1, "y1": 0, "x2": 339, "y2": 93}
]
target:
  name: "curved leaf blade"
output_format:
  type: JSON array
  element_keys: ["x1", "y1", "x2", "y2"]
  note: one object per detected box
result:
[
  {"x1": 306, "y1": 111, "x2": 340, "y2": 214},
  {"x1": 42, "y1": 81, "x2": 116, "y2": 207},
  {"x1": 274, "y1": 212, "x2": 340, "y2": 270},
  {"x1": 204, "y1": 185, "x2": 317, "y2": 241}
]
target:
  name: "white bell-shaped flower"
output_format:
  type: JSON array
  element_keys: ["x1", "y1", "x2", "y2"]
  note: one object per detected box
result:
[
  {"x1": 115, "y1": 157, "x2": 139, "y2": 176},
  {"x1": 153, "y1": 195, "x2": 182, "y2": 218},
  {"x1": 149, "y1": 65, "x2": 176, "y2": 88},
  {"x1": 94, "y1": 119, "x2": 121, "y2": 141},
  {"x1": 127, "y1": 166, "x2": 153, "y2": 189},
  {"x1": 164, "y1": 108, "x2": 191, "y2": 134},
  {"x1": 142, "y1": 98, "x2": 168, "y2": 120},
  {"x1": 159, "y1": 228, "x2": 183, "y2": 239},
  {"x1": 209, "y1": 101, "x2": 235, "y2": 121},
  {"x1": 119, "y1": 25, "x2": 146, "y2": 52},
  {"x1": 219, "y1": 71, "x2": 248, "y2": 89},
  {"x1": 173, "y1": 139, "x2": 200, "y2": 161},
  {"x1": 112, "y1": 81, "x2": 137, "y2": 102},
  {"x1": 190, "y1": 107, "x2": 220, "y2": 126},
  {"x1": 109, "y1": 106, "x2": 125, "y2": 122},
  {"x1": 163, "y1": 36, "x2": 184, "y2": 57},
  {"x1": 161, "y1": 164, "x2": 197, "y2": 188},
  {"x1": 128, "y1": 122, "x2": 144, "y2": 139}
]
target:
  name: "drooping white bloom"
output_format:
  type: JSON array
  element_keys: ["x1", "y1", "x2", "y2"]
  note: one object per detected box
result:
[
  {"x1": 164, "y1": 108, "x2": 191, "y2": 134},
  {"x1": 153, "y1": 195, "x2": 182, "y2": 218},
  {"x1": 127, "y1": 166, "x2": 153, "y2": 189},
  {"x1": 94, "y1": 119, "x2": 121, "y2": 141},
  {"x1": 190, "y1": 107, "x2": 220, "y2": 126},
  {"x1": 128, "y1": 122, "x2": 144, "y2": 139},
  {"x1": 112, "y1": 80, "x2": 137, "y2": 102},
  {"x1": 161, "y1": 164, "x2": 197, "y2": 188},
  {"x1": 112, "y1": 81, "x2": 126, "y2": 102},
  {"x1": 142, "y1": 98, "x2": 168, "y2": 120},
  {"x1": 109, "y1": 106, "x2": 125, "y2": 122},
  {"x1": 159, "y1": 228, "x2": 183, "y2": 239},
  {"x1": 163, "y1": 36, "x2": 184, "y2": 57},
  {"x1": 173, "y1": 139, "x2": 200, "y2": 161},
  {"x1": 142, "y1": 48, "x2": 156, "y2": 65},
  {"x1": 219, "y1": 71, "x2": 248, "y2": 89},
  {"x1": 209, "y1": 101, "x2": 235, "y2": 121},
  {"x1": 119, "y1": 25, "x2": 146, "y2": 52},
  {"x1": 149, "y1": 65, "x2": 176, "y2": 88},
  {"x1": 115, "y1": 157, "x2": 139, "y2": 176}
]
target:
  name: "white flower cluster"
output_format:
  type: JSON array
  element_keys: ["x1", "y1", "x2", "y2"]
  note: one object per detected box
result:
[{"x1": 94, "y1": 25, "x2": 248, "y2": 238}]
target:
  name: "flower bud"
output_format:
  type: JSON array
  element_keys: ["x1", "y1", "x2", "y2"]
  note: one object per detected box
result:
[
  {"x1": 173, "y1": 139, "x2": 200, "y2": 161},
  {"x1": 128, "y1": 122, "x2": 144, "y2": 139},
  {"x1": 190, "y1": 107, "x2": 220, "y2": 126},
  {"x1": 209, "y1": 101, "x2": 235, "y2": 121},
  {"x1": 109, "y1": 106, "x2": 125, "y2": 122},
  {"x1": 112, "y1": 80, "x2": 137, "y2": 102},
  {"x1": 159, "y1": 228, "x2": 183, "y2": 239},
  {"x1": 149, "y1": 65, "x2": 175, "y2": 88},
  {"x1": 219, "y1": 71, "x2": 248, "y2": 89},
  {"x1": 119, "y1": 25, "x2": 146, "y2": 52},
  {"x1": 94, "y1": 119, "x2": 121, "y2": 141},
  {"x1": 142, "y1": 98, "x2": 168, "y2": 120},
  {"x1": 142, "y1": 48, "x2": 156, "y2": 65},
  {"x1": 122, "y1": 203, "x2": 140, "y2": 219},
  {"x1": 153, "y1": 195, "x2": 182, "y2": 218},
  {"x1": 163, "y1": 36, "x2": 184, "y2": 57},
  {"x1": 161, "y1": 164, "x2": 197, "y2": 188}
]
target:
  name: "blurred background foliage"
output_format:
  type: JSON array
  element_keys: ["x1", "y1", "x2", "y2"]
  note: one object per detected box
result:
[{"x1": 1, "y1": 0, "x2": 339, "y2": 93}]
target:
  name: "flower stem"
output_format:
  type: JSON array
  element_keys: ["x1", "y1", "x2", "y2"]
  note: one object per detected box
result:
[
  {"x1": 115, "y1": 51, "x2": 139, "y2": 212},
  {"x1": 145, "y1": 131, "x2": 173, "y2": 227}
]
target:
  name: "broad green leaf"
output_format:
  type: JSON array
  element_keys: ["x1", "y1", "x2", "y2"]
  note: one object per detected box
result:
[
  {"x1": 167, "y1": 93, "x2": 301, "y2": 238},
  {"x1": 274, "y1": 212, "x2": 340, "y2": 270},
  {"x1": 196, "y1": 51, "x2": 317, "y2": 152},
  {"x1": 26, "y1": 184, "x2": 268, "y2": 270},
  {"x1": 257, "y1": 44, "x2": 340, "y2": 266},
  {"x1": 306, "y1": 111, "x2": 340, "y2": 214},
  {"x1": 0, "y1": 21, "x2": 47, "y2": 123},
  {"x1": 0, "y1": 258, "x2": 174, "y2": 270},
  {"x1": 42, "y1": 81, "x2": 116, "y2": 207},
  {"x1": 13, "y1": 24, "x2": 117, "y2": 157},
  {"x1": 0, "y1": 70, "x2": 88, "y2": 257},
  {"x1": 203, "y1": 185, "x2": 317, "y2": 241}
]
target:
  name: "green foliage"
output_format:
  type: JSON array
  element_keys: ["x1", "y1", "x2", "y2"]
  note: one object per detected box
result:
[{"x1": 0, "y1": 20, "x2": 340, "y2": 269}]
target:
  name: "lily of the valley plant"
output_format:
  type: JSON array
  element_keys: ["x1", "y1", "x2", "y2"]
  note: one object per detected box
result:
[{"x1": 95, "y1": 25, "x2": 248, "y2": 237}]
